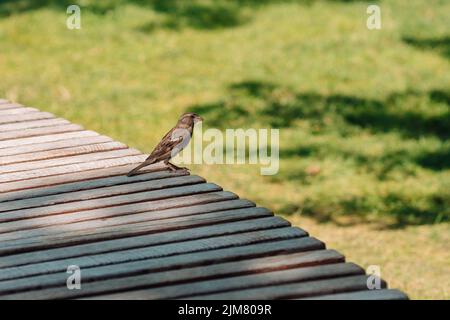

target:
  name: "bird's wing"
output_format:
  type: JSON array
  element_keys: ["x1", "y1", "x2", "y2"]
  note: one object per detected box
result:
[{"x1": 145, "y1": 127, "x2": 183, "y2": 163}]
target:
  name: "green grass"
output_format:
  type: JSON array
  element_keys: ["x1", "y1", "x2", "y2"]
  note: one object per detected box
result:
[{"x1": 0, "y1": 0, "x2": 449, "y2": 299}]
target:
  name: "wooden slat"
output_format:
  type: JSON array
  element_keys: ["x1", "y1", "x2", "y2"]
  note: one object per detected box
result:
[
  {"x1": 0, "y1": 141, "x2": 128, "y2": 166},
  {"x1": 0, "y1": 130, "x2": 98, "y2": 149},
  {"x1": 0, "y1": 191, "x2": 236, "y2": 243},
  {"x1": 0, "y1": 167, "x2": 185, "y2": 200},
  {"x1": 0, "y1": 175, "x2": 207, "y2": 230},
  {"x1": 0, "y1": 148, "x2": 139, "y2": 174},
  {"x1": 0, "y1": 205, "x2": 269, "y2": 249},
  {"x1": 0, "y1": 135, "x2": 113, "y2": 158},
  {"x1": 0, "y1": 199, "x2": 248, "y2": 244},
  {"x1": 0, "y1": 118, "x2": 69, "y2": 132},
  {"x1": 0, "y1": 200, "x2": 256, "y2": 266},
  {"x1": 86, "y1": 262, "x2": 362, "y2": 300},
  {"x1": 0, "y1": 154, "x2": 147, "y2": 183},
  {"x1": 0, "y1": 250, "x2": 343, "y2": 299},
  {"x1": 0, "y1": 238, "x2": 320, "y2": 286},
  {"x1": 0, "y1": 124, "x2": 83, "y2": 141},
  {"x1": 0, "y1": 228, "x2": 309, "y2": 282},
  {"x1": 0, "y1": 182, "x2": 223, "y2": 226},
  {"x1": 301, "y1": 289, "x2": 409, "y2": 300},
  {"x1": 187, "y1": 275, "x2": 386, "y2": 300},
  {"x1": 0, "y1": 111, "x2": 54, "y2": 124},
  {"x1": 0, "y1": 107, "x2": 38, "y2": 115},
  {"x1": 0, "y1": 103, "x2": 24, "y2": 109},
  {"x1": 0, "y1": 174, "x2": 199, "y2": 212}
]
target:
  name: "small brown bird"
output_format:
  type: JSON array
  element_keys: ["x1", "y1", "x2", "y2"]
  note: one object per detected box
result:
[{"x1": 127, "y1": 112, "x2": 203, "y2": 177}]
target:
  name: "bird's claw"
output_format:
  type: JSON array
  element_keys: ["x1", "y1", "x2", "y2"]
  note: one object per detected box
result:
[{"x1": 166, "y1": 162, "x2": 189, "y2": 172}]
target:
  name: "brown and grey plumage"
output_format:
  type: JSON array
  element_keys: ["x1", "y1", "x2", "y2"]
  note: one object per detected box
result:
[{"x1": 127, "y1": 112, "x2": 203, "y2": 177}]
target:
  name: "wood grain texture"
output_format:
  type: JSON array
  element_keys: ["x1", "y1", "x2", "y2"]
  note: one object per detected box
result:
[
  {"x1": 0, "y1": 118, "x2": 69, "y2": 132},
  {"x1": 0, "y1": 111, "x2": 55, "y2": 124},
  {"x1": 187, "y1": 275, "x2": 386, "y2": 300},
  {"x1": 0, "y1": 231, "x2": 313, "y2": 271},
  {"x1": 0, "y1": 124, "x2": 83, "y2": 141},
  {"x1": 0, "y1": 103, "x2": 23, "y2": 109},
  {"x1": 0, "y1": 200, "x2": 256, "y2": 267},
  {"x1": 0, "y1": 250, "x2": 343, "y2": 299},
  {"x1": 301, "y1": 289, "x2": 409, "y2": 300},
  {"x1": 0, "y1": 174, "x2": 202, "y2": 212},
  {"x1": 0, "y1": 130, "x2": 98, "y2": 149},
  {"x1": 0, "y1": 228, "x2": 309, "y2": 282},
  {"x1": 0, "y1": 154, "x2": 147, "y2": 183},
  {"x1": 0, "y1": 148, "x2": 139, "y2": 174},
  {"x1": 0, "y1": 238, "x2": 321, "y2": 285},
  {"x1": 0, "y1": 167, "x2": 186, "y2": 200},
  {"x1": 86, "y1": 262, "x2": 363, "y2": 300},
  {"x1": 0, "y1": 204, "x2": 267, "y2": 260},
  {"x1": 0, "y1": 107, "x2": 38, "y2": 115},
  {"x1": 0, "y1": 183, "x2": 224, "y2": 226},
  {"x1": 0, "y1": 135, "x2": 114, "y2": 158},
  {"x1": 0, "y1": 141, "x2": 128, "y2": 166}
]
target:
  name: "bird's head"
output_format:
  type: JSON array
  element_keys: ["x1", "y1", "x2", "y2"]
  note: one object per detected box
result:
[{"x1": 178, "y1": 112, "x2": 203, "y2": 126}]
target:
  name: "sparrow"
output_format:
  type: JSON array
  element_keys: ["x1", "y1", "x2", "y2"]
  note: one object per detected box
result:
[{"x1": 127, "y1": 112, "x2": 203, "y2": 177}]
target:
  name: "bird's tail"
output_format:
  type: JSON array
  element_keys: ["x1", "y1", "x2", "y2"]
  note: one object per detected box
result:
[{"x1": 127, "y1": 161, "x2": 153, "y2": 177}]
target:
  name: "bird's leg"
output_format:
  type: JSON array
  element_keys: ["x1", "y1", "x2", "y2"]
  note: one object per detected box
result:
[
  {"x1": 166, "y1": 162, "x2": 177, "y2": 171},
  {"x1": 166, "y1": 162, "x2": 189, "y2": 172}
]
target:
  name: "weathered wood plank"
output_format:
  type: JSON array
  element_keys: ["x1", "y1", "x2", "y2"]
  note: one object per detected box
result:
[
  {"x1": 1, "y1": 250, "x2": 343, "y2": 299},
  {"x1": 0, "y1": 135, "x2": 113, "y2": 158},
  {"x1": 0, "y1": 238, "x2": 320, "y2": 287},
  {"x1": 0, "y1": 176, "x2": 208, "y2": 230},
  {"x1": 0, "y1": 228, "x2": 309, "y2": 282},
  {"x1": 0, "y1": 148, "x2": 139, "y2": 174},
  {"x1": 187, "y1": 275, "x2": 386, "y2": 300},
  {"x1": 0, "y1": 107, "x2": 38, "y2": 115},
  {"x1": 0, "y1": 200, "x2": 255, "y2": 266},
  {"x1": 0, "y1": 130, "x2": 98, "y2": 149},
  {"x1": 83, "y1": 262, "x2": 362, "y2": 300},
  {"x1": 0, "y1": 167, "x2": 185, "y2": 200},
  {"x1": 0, "y1": 141, "x2": 128, "y2": 166},
  {"x1": 0, "y1": 205, "x2": 268, "y2": 248},
  {"x1": 0, "y1": 154, "x2": 147, "y2": 183},
  {"x1": 0, "y1": 183, "x2": 223, "y2": 226},
  {"x1": 0, "y1": 191, "x2": 236, "y2": 240},
  {"x1": 0, "y1": 112, "x2": 54, "y2": 124},
  {"x1": 0, "y1": 175, "x2": 202, "y2": 212},
  {"x1": 2, "y1": 200, "x2": 250, "y2": 243},
  {"x1": 0, "y1": 124, "x2": 83, "y2": 141},
  {"x1": 301, "y1": 289, "x2": 409, "y2": 300},
  {"x1": 0, "y1": 118, "x2": 69, "y2": 132},
  {"x1": 0, "y1": 103, "x2": 24, "y2": 109}
]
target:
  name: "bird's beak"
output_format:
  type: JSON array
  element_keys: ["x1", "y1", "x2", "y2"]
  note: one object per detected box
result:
[{"x1": 196, "y1": 116, "x2": 204, "y2": 122}]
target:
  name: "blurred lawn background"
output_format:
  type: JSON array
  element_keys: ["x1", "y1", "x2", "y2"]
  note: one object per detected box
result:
[{"x1": 0, "y1": 0, "x2": 449, "y2": 299}]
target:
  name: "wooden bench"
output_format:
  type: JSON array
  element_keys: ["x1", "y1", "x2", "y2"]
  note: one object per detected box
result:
[{"x1": 0, "y1": 99, "x2": 408, "y2": 300}]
